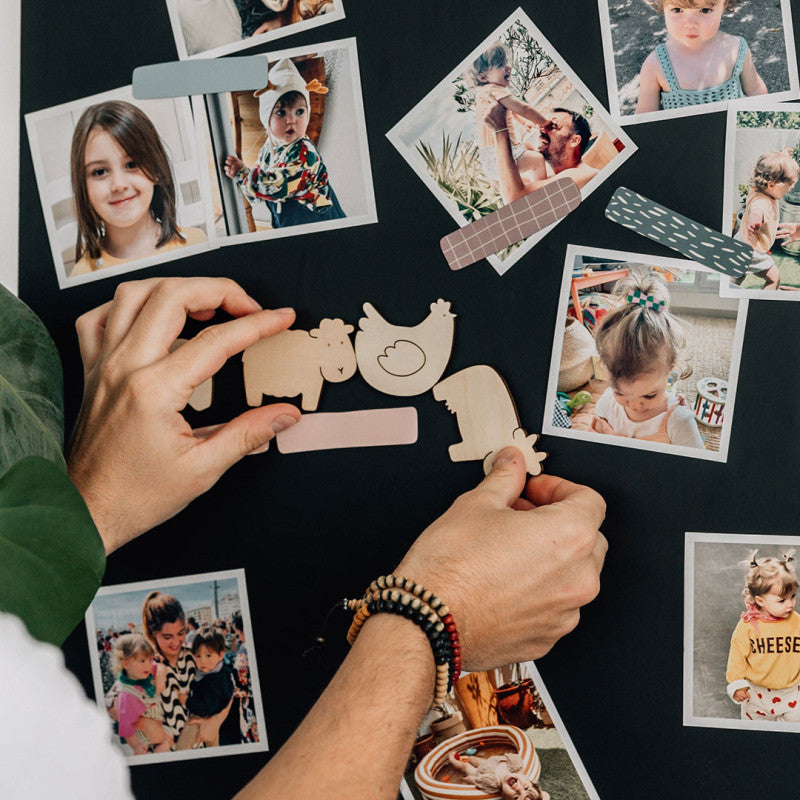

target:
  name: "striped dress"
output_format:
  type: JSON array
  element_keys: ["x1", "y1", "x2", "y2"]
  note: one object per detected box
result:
[{"x1": 158, "y1": 649, "x2": 196, "y2": 738}]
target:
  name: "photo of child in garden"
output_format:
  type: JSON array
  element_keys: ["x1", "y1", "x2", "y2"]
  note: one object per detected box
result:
[
  {"x1": 598, "y1": 0, "x2": 798, "y2": 120},
  {"x1": 685, "y1": 534, "x2": 800, "y2": 733},
  {"x1": 544, "y1": 246, "x2": 747, "y2": 461},
  {"x1": 720, "y1": 105, "x2": 800, "y2": 300},
  {"x1": 25, "y1": 88, "x2": 213, "y2": 288},
  {"x1": 166, "y1": 0, "x2": 344, "y2": 59},
  {"x1": 200, "y1": 40, "x2": 376, "y2": 245},
  {"x1": 387, "y1": 9, "x2": 634, "y2": 274},
  {"x1": 85, "y1": 570, "x2": 266, "y2": 764},
  {"x1": 401, "y1": 662, "x2": 599, "y2": 800}
]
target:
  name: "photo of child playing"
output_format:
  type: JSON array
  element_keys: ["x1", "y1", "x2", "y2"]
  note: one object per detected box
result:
[
  {"x1": 722, "y1": 107, "x2": 800, "y2": 297},
  {"x1": 202, "y1": 40, "x2": 375, "y2": 244},
  {"x1": 685, "y1": 534, "x2": 800, "y2": 732},
  {"x1": 168, "y1": 0, "x2": 341, "y2": 59},
  {"x1": 546, "y1": 247, "x2": 746, "y2": 460},
  {"x1": 402, "y1": 662, "x2": 598, "y2": 800},
  {"x1": 599, "y1": 0, "x2": 797, "y2": 118},
  {"x1": 85, "y1": 570, "x2": 266, "y2": 763},
  {"x1": 26, "y1": 90, "x2": 212, "y2": 287},
  {"x1": 387, "y1": 10, "x2": 633, "y2": 273},
  {"x1": 223, "y1": 56, "x2": 346, "y2": 230}
]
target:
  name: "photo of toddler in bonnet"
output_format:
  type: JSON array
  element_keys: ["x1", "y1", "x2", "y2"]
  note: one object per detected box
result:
[
  {"x1": 544, "y1": 246, "x2": 747, "y2": 461},
  {"x1": 597, "y1": 0, "x2": 798, "y2": 120}
]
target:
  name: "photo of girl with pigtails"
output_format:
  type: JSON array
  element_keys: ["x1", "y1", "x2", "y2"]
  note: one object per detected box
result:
[
  {"x1": 685, "y1": 534, "x2": 800, "y2": 733},
  {"x1": 543, "y1": 245, "x2": 747, "y2": 461}
]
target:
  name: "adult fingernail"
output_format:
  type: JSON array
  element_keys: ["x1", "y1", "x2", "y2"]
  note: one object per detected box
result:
[
  {"x1": 492, "y1": 446, "x2": 519, "y2": 468},
  {"x1": 273, "y1": 307, "x2": 294, "y2": 315},
  {"x1": 271, "y1": 414, "x2": 299, "y2": 434}
]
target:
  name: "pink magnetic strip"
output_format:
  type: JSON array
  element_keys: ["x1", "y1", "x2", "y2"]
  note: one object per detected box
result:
[
  {"x1": 440, "y1": 175, "x2": 581, "y2": 270},
  {"x1": 275, "y1": 408, "x2": 418, "y2": 453}
]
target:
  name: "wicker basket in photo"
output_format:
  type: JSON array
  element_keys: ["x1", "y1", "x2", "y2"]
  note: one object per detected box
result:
[{"x1": 558, "y1": 316, "x2": 597, "y2": 392}]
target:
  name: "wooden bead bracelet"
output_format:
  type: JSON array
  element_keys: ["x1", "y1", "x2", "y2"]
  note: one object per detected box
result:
[{"x1": 345, "y1": 575, "x2": 462, "y2": 706}]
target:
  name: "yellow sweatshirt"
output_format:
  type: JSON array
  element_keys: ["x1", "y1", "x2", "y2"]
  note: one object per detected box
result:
[{"x1": 726, "y1": 611, "x2": 800, "y2": 695}]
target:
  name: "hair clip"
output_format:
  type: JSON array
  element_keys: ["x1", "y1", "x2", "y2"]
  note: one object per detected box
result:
[{"x1": 626, "y1": 290, "x2": 665, "y2": 311}]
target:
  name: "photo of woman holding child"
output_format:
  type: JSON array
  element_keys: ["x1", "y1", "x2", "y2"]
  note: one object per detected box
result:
[
  {"x1": 86, "y1": 571, "x2": 265, "y2": 763},
  {"x1": 598, "y1": 0, "x2": 798, "y2": 121},
  {"x1": 545, "y1": 246, "x2": 747, "y2": 461},
  {"x1": 721, "y1": 105, "x2": 800, "y2": 300}
]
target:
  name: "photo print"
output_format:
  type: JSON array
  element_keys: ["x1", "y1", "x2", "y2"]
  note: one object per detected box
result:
[
  {"x1": 386, "y1": 8, "x2": 635, "y2": 275},
  {"x1": 598, "y1": 0, "x2": 799, "y2": 125},
  {"x1": 719, "y1": 102, "x2": 800, "y2": 301},
  {"x1": 84, "y1": 569, "x2": 267, "y2": 765},
  {"x1": 400, "y1": 661, "x2": 599, "y2": 800},
  {"x1": 26, "y1": 86, "x2": 214, "y2": 289},
  {"x1": 196, "y1": 37, "x2": 377, "y2": 246},
  {"x1": 165, "y1": 0, "x2": 345, "y2": 60},
  {"x1": 543, "y1": 245, "x2": 747, "y2": 462},
  {"x1": 685, "y1": 532, "x2": 800, "y2": 734}
]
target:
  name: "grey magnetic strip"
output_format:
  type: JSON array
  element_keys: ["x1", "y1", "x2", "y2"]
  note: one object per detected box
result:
[
  {"x1": 605, "y1": 187, "x2": 750, "y2": 278},
  {"x1": 132, "y1": 56, "x2": 268, "y2": 99},
  {"x1": 440, "y1": 176, "x2": 581, "y2": 271}
]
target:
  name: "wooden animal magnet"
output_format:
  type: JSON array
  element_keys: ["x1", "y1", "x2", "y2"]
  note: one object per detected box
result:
[
  {"x1": 242, "y1": 318, "x2": 356, "y2": 411},
  {"x1": 433, "y1": 365, "x2": 547, "y2": 476},
  {"x1": 170, "y1": 339, "x2": 213, "y2": 411},
  {"x1": 355, "y1": 300, "x2": 456, "y2": 396}
]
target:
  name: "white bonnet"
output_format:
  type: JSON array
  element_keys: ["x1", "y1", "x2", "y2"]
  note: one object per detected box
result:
[{"x1": 256, "y1": 57, "x2": 311, "y2": 130}]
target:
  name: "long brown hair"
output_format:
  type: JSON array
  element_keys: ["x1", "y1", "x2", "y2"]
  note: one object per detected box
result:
[
  {"x1": 142, "y1": 591, "x2": 185, "y2": 655},
  {"x1": 70, "y1": 100, "x2": 184, "y2": 261}
]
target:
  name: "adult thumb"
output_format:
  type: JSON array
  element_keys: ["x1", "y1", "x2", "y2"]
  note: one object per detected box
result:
[{"x1": 472, "y1": 446, "x2": 528, "y2": 509}]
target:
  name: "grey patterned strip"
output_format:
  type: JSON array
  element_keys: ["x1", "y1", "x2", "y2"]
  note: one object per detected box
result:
[
  {"x1": 132, "y1": 56, "x2": 267, "y2": 99},
  {"x1": 604, "y1": 187, "x2": 750, "y2": 278},
  {"x1": 440, "y1": 176, "x2": 581, "y2": 271}
]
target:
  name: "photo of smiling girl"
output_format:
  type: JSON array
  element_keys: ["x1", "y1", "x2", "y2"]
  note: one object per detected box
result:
[{"x1": 26, "y1": 90, "x2": 214, "y2": 287}]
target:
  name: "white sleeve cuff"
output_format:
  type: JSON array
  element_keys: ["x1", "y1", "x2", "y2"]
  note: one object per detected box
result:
[{"x1": 727, "y1": 679, "x2": 750, "y2": 701}]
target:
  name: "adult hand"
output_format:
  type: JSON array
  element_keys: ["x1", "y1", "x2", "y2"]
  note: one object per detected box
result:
[
  {"x1": 67, "y1": 277, "x2": 301, "y2": 554},
  {"x1": 777, "y1": 222, "x2": 800, "y2": 242},
  {"x1": 224, "y1": 155, "x2": 245, "y2": 178},
  {"x1": 187, "y1": 699, "x2": 233, "y2": 745},
  {"x1": 395, "y1": 447, "x2": 607, "y2": 670},
  {"x1": 481, "y1": 98, "x2": 509, "y2": 133}
]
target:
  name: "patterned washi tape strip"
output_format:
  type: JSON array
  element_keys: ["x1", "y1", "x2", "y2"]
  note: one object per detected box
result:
[
  {"x1": 132, "y1": 56, "x2": 268, "y2": 99},
  {"x1": 604, "y1": 187, "x2": 750, "y2": 278},
  {"x1": 440, "y1": 175, "x2": 581, "y2": 271}
]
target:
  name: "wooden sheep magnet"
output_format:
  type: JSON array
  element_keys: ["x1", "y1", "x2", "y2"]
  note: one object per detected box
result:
[
  {"x1": 433, "y1": 365, "x2": 547, "y2": 476},
  {"x1": 355, "y1": 300, "x2": 456, "y2": 396},
  {"x1": 242, "y1": 318, "x2": 356, "y2": 411}
]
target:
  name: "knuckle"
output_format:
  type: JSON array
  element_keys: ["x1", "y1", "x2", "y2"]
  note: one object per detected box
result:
[
  {"x1": 193, "y1": 324, "x2": 228, "y2": 351},
  {"x1": 152, "y1": 277, "x2": 183, "y2": 300},
  {"x1": 113, "y1": 280, "x2": 141, "y2": 305},
  {"x1": 123, "y1": 367, "x2": 158, "y2": 401}
]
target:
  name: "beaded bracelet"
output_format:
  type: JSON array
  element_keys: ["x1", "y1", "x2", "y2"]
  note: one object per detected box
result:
[{"x1": 346, "y1": 576, "x2": 462, "y2": 706}]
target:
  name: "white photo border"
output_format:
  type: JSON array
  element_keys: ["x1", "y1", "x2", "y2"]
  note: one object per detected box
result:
[
  {"x1": 719, "y1": 97, "x2": 800, "y2": 302},
  {"x1": 597, "y1": 0, "x2": 800, "y2": 126},
  {"x1": 193, "y1": 37, "x2": 378, "y2": 247},
  {"x1": 385, "y1": 7, "x2": 636, "y2": 276},
  {"x1": 684, "y1": 532, "x2": 800, "y2": 734},
  {"x1": 542, "y1": 244, "x2": 748, "y2": 462},
  {"x1": 164, "y1": 0, "x2": 347, "y2": 61},
  {"x1": 399, "y1": 660, "x2": 601, "y2": 800},
  {"x1": 25, "y1": 85, "x2": 217, "y2": 290},
  {"x1": 84, "y1": 568, "x2": 269, "y2": 766}
]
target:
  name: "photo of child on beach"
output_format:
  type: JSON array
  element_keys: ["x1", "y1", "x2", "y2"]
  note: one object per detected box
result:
[
  {"x1": 387, "y1": 9, "x2": 634, "y2": 275},
  {"x1": 165, "y1": 0, "x2": 345, "y2": 59},
  {"x1": 598, "y1": 0, "x2": 798, "y2": 122},
  {"x1": 400, "y1": 661, "x2": 599, "y2": 800},
  {"x1": 84, "y1": 570, "x2": 267, "y2": 764},
  {"x1": 543, "y1": 246, "x2": 747, "y2": 462},
  {"x1": 685, "y1": 533, "x2": 800, "y2": 733},
  {"x1": 720, "y1": 104, "x2": 800, "y2": 301},
  {"x1": 198, "y1": 39, "x2": 376, "y2": 246},
  {"x1": 26, "y1": 87, "x2": 213, "y2": 288}
]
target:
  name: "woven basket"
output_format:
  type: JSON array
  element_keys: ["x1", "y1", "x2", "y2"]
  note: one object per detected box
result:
[{"x1": 558, "y1": 317, "x2": 596, "y2": 392}]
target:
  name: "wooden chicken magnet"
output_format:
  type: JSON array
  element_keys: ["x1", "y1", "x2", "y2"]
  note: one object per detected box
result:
[
  {"x1": 355, "y1": 300, "x2": 456, "y2": 396},
  {"x1": 433, "y1": 365, "x2": 547, "y2": 475},
  {"x1": 242, "y1": 318, "x2": 356, "y2": 411}
]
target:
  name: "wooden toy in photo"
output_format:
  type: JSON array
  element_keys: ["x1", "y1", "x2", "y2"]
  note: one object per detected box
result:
[
  {"x1": 242, "y1": 318, "x2": 356, "y2": 411},
  {"x1": 355, "y1": 300, "x2": 456, "y2": 396},
  {"x1": 170, "y1": 339, "x2": 213, "y2": 411},
  {"x1": 433, "y1": 365, "x2": 547, "y2": 476}
]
